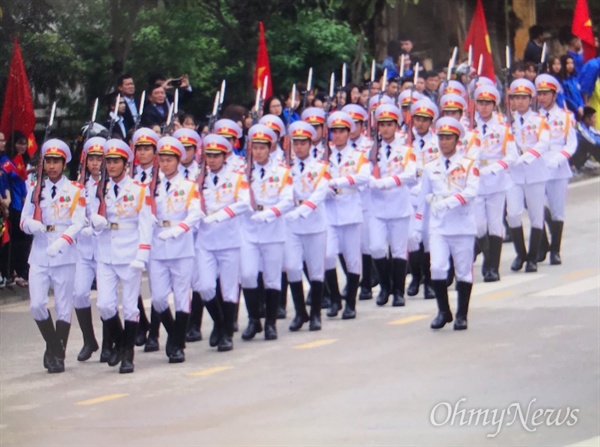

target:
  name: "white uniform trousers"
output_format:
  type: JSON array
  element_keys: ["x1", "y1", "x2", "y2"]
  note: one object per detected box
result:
[
  {"x1": 325, "y1": 223, "x2": 362, "y2": 274},
  {"x1": 241, "y1": 242, "x2": 284, "y2": 290},
  {"x1": 73, "y1": 257, "x2": 96, "y2": 309},
  {"x1": 369, "y1": 216, "x2": 410, "y2": 260},
  {"x1": 96, "y1": 263, "x2": 142, "y2": 322},
  {"x1": 506, "y1": 182, "x2": 546, "y2": 229},
  {"x1": 408, "y1": 210, "x2": 431, "y2": 252},
  {"x1": 29, "y1": 264, "x2": 75, "y2": 322},
  {"x1": 545, "y1": 178, "x2": 569, "y2": 221},
  {"x1": 285, "y1": 231, "x2": 327, "y2": 283},
  {"x1": 149, "y1": 257, "x2": 193, "y2": 313},
  {"x1": 360, "y1": 209, "x2": 371, "y2": 255},
  {"x1": 429, "y1": 233, "x2": 475, "y2": 283},
  {"x1": 194, "y1": 247, "x2": 240, "y2": 303},
  {"x1": 473, "y1": 191, "x2": 506, "y2": 238}
]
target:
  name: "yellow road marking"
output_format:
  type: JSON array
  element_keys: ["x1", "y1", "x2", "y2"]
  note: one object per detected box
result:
[
  {"x1": 562, "y1": 269, "x2": 597, "y2": 281},
  {"x1": 387, "y1": 314, "x2": 430, "y2": 325},
  {"x1": 294, "y1": 339, "x2": 338, "y2": 350},
  {"x1": 482, "y1": 290, "x2": 515, "y2": 300},
  {"x1": 189, "y1": 366, "x2": 233, "y2": 377},
  {"x1": 75, "y1": 393, "x2": 128, "y2": 406}
]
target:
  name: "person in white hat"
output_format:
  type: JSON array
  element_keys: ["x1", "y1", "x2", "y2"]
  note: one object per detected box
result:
[
  {"x1": 506, "y1": 78, "x2": 551, "y2": 274},
  {"x1": 259, "y1": 114, "x2": 287, "y2": 166},
  {"x1": 147, "y1": 136, "x2": 203, "y2": 364},
  {"x1": 301, "y1": 107, "x2": 327, "y2": 160},
  {"x1": 72, "y1": 137, "x2": 105, "y2": 363},
  {"x1": 472, "y1": 85, "x2": 519, "y2": 282},
  {"x1": 323, "y1": 111, "x2": 370, "y2": 320},
  {"x1": 413, "y1": 117, "x2": 480, "y2": 331},
  {"x1": 214, "y1": 118, "x2": 246, "y2": 174},
  {"x1": 440, "y1": 93, "x2": 479, "y2": 159},
  {"x1": 283, "y1": 121, "x2": 330, "y2": 332},
  {"x1": 173, "y1": 128, "x2": 202, "y2": 181},
  {"x1": 240, "y1": 124, "x2": 294, "y2": 341},
  {"x1": 21, "y1": 139, "x2": 86, "y2": 373},
  {"x1": 370, "y1": 104, "x2": 417, "y2": 307},
  {"x1": 90, "y1": 139, "x2": 154, "y2": 374},
  {"x1": 193, "y1": 134, "x2": 250, "y2": 352},
  {"x1": 535, "y1": 74, "x2": 577, "y2": 266}
]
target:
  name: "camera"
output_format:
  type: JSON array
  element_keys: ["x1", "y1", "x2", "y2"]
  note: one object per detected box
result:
[{"x1": 170, "y1": 78, "x2": 183, "y2": 88}]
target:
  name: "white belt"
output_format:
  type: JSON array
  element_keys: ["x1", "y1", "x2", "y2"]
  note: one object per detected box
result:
[
  {"x1": 158, "y1": 220, "x2": 182, "y2": 227},
  {"x1": 45, "y1": 224, "x2": 69, "y2": 232},
  {"x1": 107, "y1": 222, "x2": 137, "y2": 230}
]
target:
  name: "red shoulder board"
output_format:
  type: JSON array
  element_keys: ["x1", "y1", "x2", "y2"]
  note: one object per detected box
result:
[
  {"x1": 71, "y1": 181, "x2": 84, "y2": 189},
  {"x1": 145, "y1": 196, "x2": 152, "y2": 206},
  {"x1": 78, "y1": 197, "x2": 86, "y2": 206},
  {"x1": 472, "y1": 167, "x2": 479, "y2": 177}
]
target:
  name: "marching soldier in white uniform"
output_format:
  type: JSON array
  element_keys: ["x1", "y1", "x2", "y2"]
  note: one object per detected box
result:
[
  {"x1": 342, "y1": 104, "x2": 376, "y2": 301},
  {"x1": 194, "y1": 135, "x2": 250, "y2": 351},
  {"x1": 407, "y1": 99, "x2": 439, "y2": 300},
  {"x1": 150, "y1": 136, "x2": 203, "y2": 363},
  {"x1": 506, "y1": 79, "x2": 550, "y2": 273},
  {"x1": 90, "y1": 139, "x2": 154, "y2": 373},
  {"x1": 214, "y1": 118, "x2": 246, "y2": 174},
  {"x1": 73, "y1": 137, "x2": 105, "y2": 362},
  {"x1": 284, "y1": 121, "x2": 330, "y2": 331},
  {"x1": 473, "y1": 85, "x2": 519, "y2": 282},
  {"x1": 324, "y1": 111, "x2": 370, "y2": 320},
  {"x1": 414, "y1": 117, "x2": 480, "y2": 330},
  {"x1": 535, "y1": 74, "x2": 577, "y2": 265},
  {"x1": 22, "y1": 139, "x2": 86, "y2": 373},
  {"x1": 240, "y1": 124, "x2": 294, "y2": 341},
  {"x1": 173, "y1": 128, "x2": 205, "y2": 344},
  {"x1": 131, "y1": 127, "x2": 162, "y2": 350},
  {"x1": 370, "y1": 104, "x2": 417, "y2": 307},
  {"x1": 259, "y1": 114, "x2": 288, "y2": 165},
  {"x1": 439, "y1": 93, "x2": 480, "y2": 160},
  {"x1": 301, "y1": 107, "x2": 326, "y2": 160}
]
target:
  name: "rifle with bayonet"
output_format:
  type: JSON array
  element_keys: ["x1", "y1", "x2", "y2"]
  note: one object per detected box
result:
[
  {"x1": 79, "y1": 98, "x2": 99, "y2": 185},
  {"x1": 32, "y1": 101, "x2": 57, "y2": 222}
]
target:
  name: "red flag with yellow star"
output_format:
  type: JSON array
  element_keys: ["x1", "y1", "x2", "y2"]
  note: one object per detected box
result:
[
  {"x1": 463, "y1": 0, "x2": 496, "y2": 82},
  {"x1": 572, "y1": 0, "x2": 595, "y2": 61},
  {"x1": 253, "y1": 22, "x2": 273, "y2": 98}
]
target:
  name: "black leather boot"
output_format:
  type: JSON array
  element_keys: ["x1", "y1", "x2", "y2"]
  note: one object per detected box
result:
[
  {"x1": 219, "y1": 302, "x2": 235, "y2": 352},
  {"x1": 99, "y1": 320, "x2": 112, "y2": 363},
  {"x1": 158, "y1": 308, "x2": 176, "y2": 358},
  {"x1": 342, "y1": 273, "x2": 360, "y2": 320},
  {"x1": 525, "y1": 228, "x2": 543, "y2": 273},
  {"x1": 35, "y1": 315, "x2": 65, "y2": 373},
  {"x1": 430, "y1": 280, "x2": 453, "y2": 329},
  {"x1": 476, "y1": 236, "x2": 490, "y2": 277},
  {"x1": 264, "y1": 289, "x2": 280, "y2": 340},
  {"x1": 484, "y1": 236, "x2": 502, "y2": 282},
  {"x1": 278, "y1": 272, "x2": 288, "y2": 319},
  {"x1": 135, "y1": 295, "x2": 149, "y2": 346},
  {"x1": 309, "y1": 280, "x2": 323, "y2": 331},
  {"x1": 359, "y1": 254, "x2": 373, "y2": 300},
  {"x1": 144, "y1": 306, "x2": 161, "y2": 352},
  {"x1": 204, "y1": 297, "x2": 224, "y2": 348},
  {"x1": 119, "y1": 320, "x2": 138, "y2": 373},
  {"x1": 391, "y1": 258, "x2": 407, "y2": 307},
  {"x1": 105, "y1": 314, "x2": 124, "y2": 367},
  {"x1": 510, "y1": 226, "x2": 527, "y2": 271},
  {"x1": 537, "y1": 207, "x2": 552, "y2": 262},
  {"x1": 186, "y1": 291, "x2": 203, "y2": 342},
  {"x1": 55, "y1": 320, "x2": 71, "y2": 361},
  {"x1": 373, "y1": 257, "x2": 391, "y2": 306},
  {"x1": 289, "y1": 281, "x2": 309, "y2": 331},
  {"x1": 406, "y1": 249, "x2": 422, "y2": 296},
  {"x1": 168, "y1": 312, "x2": 188, "y2": 363},
  {"x1": 454, "y1": 281, "x2": 473, "y2": 330},
  {"x1": 325, "y1": 269, "x2": 342, "y2": 317},
  {"x1": 257, "y1": 273, "x2": 266, "y2": 318},
  {"x1": 549, "y1": 220, "x2": 564, "y2": 265},
  {"x1": 241, "y1": 288, "x2": 262, "y2": 340},
  {"x1": 422, "y1": 252, "x2": 436, "y2": 299},
  {"x1": 75, "y1": 307, "x2": 99, "y2": 362}
]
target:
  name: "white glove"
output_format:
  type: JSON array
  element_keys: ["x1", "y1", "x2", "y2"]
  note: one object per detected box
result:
[
  {"x1": 409, "y1": 229, "x2": 422, "y2": 247},
  {"x1": 327, "y1": 187, "x2": 337, "y2": 199},
  {"x1": 204, "y1": 209, "x2": 229, "y2": 224},
  {"x1": 479, "y1": 166, "x2": 493, "y2": 177},
  {"x1": 46, "y1": 237, "x2": 69, "y2": 257},
  {"x1": 369, "y1": 177, "x2": 378, "y2": 188},
  {"x1": 80, "y1": 226, "x2": 94, "y2": 238},
  {"x1": 28, "y1": 220, "x2": 46, "y2": 235},
  {"x1": 91, "y1": 214, "x2": 108, "y2": 231},
  {"x1": 251, "y1": 211, "x2": 269, "y2": 223},
  {"x1": 129, "y1": 259, "x2": 145, "y2": 271},
  {"x1": 372, "y1": 178, "x2": 387, "y2": 189},
  {"x1": 546, "y1": 158, "x2": 560, "y2": 170},
  {"x1": 431, "y1": 200, "x2": 449, "y2": 216},
  {"x1": 285, "y1": 209, "x2": 302, "y2": 221},
  {"x1": 158, "y1": 226, "x2": 186, "y2": 240}
]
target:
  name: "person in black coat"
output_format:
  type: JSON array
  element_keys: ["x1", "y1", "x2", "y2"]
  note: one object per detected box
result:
[
  {"x1": 117, "y1": 74, "x2": 139, "y2": 134},
  {"x1": 141, "y1": 84, "x2": 170, "y2": 128}
]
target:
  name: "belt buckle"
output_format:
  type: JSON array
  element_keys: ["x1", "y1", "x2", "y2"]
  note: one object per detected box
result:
[
  {"x1": 334, "y1": 188, "x2": 340, "y2": 195},
  {"x1": 480, "y1": 160, "x2": 489, "y2": 166},
  {"x1": 109, "y1": 222, "x2": 119, "y2": 230},
  {"x1": 256, "y1": 205, "x2": 264, "y2": 211},
  {"x1": 162, "y1": 220, "x2": 171, "y2": 227},
  {"x1": 46, "y1": 225, "x2": 55, "y2": 232}
]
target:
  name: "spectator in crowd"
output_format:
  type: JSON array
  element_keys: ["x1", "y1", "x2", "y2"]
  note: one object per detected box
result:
[
  {"x1": 400, "y1": 78, "x2": 414, "y2": 92},
  {"x1": 559, "y1": 27, "x2": 584, "y2": 75},
  {"x1": 510, "y1": 62, "x2": 526, "y2": 80},
  {"x1": 415, "y1": 72, "x2": 425, "y2": 93},
  {"x1": 311, "y1": 95, "x2": 325, "y2": 109},
  {"x1": 399, "y1": 34, "x2": 422, "y2": 69},
  {"x1": 104, "y1": 92, "x2": 128, "y2": 140},
  {"x1": 579, "y1": 106, "x2": 600, "y2": 144},
  {"x1": 381, "y1": 40, "x2": 402, "y2": 79},
  {"x1": 345, "y1": 83, "x2": 361, "y2": 105},
  {"x1": 524, "y1": 61, "x2": 537, "y2": 81},
  {"x1": 0, "y1": 131, "x2": 11, "y2": 287},
  {"x1": 263, "y1": 96, "x2": 286, "y2": 123},
  {"x1": 579, "y1": 48, "x2": 600, "y2": 129},
  {"x1": 283, "y1": 87, "x2": 301, "y2": 124},
  {"x1": 572, "y1": 106, "x2": 600, "y2": 172},
  {"x1": 560, "y1": 54, "x2": 585, "y2": 118},
  {"x1": 422, "y1": 70, "x2": 441, "y2": 103},
  {"x1": 178, "y1": 113, "x2": 197, "y2": 129},
  {"x1": 524, "y1": 25, "x2": 545, "y2": 64},
  {"x1": 141, "y1": 83, "x2": 170, "y2": 128},
  {"x1": 358, "y1": 85, "x2": 369, "y2": 107},
  {"x1": 116, "y1": 74, "x2": 138, "y2": 133},
  {"x1": 546, "y1": 56, "x2": 561, "y2": 78},
  {"x1": 384, "y1": 77, "x2": 399, "y2": 100}
]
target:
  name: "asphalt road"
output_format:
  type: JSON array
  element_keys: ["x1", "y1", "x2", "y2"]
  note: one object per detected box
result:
[{"x1": 1, "y1": 177, "x2": 599, "y2": 447}]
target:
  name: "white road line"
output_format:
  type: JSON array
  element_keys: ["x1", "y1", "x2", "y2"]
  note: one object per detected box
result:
[{"x1": 531, "y1": 276, "x2": 599, "y2": 297}]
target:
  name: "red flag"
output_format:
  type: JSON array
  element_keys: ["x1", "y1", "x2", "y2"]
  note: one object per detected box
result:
[
  {"x1": 1, "y1": 37, "x2": 36, "y2": 147},
  {"x1": 1, "y1": 217, "x2": 10, "y2": 246},
  {"x1": 253, "y1": 22, "x2": 273, "y2": 98},
  {"x1": 463, "y1": 0, "x2": 496, "y2": 82},
  {"x1": 12, "y1": 153, "x2": 27, "y2": 180},
  {"x1": 572, "y1": 0, "x2": 596, "y2": 62},
  {"x1": 26, "y1": 132, "x2": 38, "y2": 157}
]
